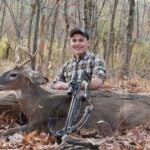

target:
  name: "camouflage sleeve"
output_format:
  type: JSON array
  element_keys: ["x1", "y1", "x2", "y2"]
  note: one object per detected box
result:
[{"x1": 92, "y1": 55, "x2": 107, "y2": 81}]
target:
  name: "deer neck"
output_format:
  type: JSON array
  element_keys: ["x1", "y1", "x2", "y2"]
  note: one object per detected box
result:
[
  {"x1": 17, "y1": 80, "x2": 48, "y2": 98},
  {"x1": 15, "y1": 81, "x2": 49, "y2": 117}
]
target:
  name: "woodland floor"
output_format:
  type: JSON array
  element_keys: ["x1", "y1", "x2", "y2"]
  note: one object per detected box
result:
[{"x1": 0, "y1": 79, "x2": 150, "y2": 149}]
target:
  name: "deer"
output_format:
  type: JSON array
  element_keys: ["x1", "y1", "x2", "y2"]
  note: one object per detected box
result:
[{"x1": 0, "y1": 44, "x2": 150, "y2": 139}]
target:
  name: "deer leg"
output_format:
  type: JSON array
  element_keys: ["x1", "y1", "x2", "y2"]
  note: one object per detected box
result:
[{"x1": 0, "y1": 123, "x2": 35, "y2": 137}]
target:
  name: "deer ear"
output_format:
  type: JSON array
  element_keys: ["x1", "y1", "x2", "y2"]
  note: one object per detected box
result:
[{"x1": 30, "y1": 74, "x2": 49, "y2": 85}]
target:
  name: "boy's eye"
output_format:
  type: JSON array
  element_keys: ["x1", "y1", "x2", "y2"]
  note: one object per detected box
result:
[
  {"x1": 79, "y1": 39, "x2": 84, "y2": 42},
  {"x1": 72, "y1": 39, "x2": 77, "y2": 42},
  {"x1": 72, "y1": 39, "x2": 84, "y2": 42}
]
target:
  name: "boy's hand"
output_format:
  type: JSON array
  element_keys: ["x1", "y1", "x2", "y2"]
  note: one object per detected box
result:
[{"x1": 54, "y1": 81, "x2": 69, "y2": 90}]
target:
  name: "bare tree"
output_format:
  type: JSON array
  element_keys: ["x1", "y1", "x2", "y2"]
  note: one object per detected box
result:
[
  {"x1": 120, "y1": 0, "x2": 135, "y2": 78},
  {"x1": 105, "y1": 0, "x2": 119, "y2": 68},
  {"x1": 59, "y1": 0, "x2": 69, "y2": 66},
  {"x1": 136, "y1": 0, "x2": 139, "y2": 38},
  {"x1": 31, "y1": 0, "x2": 41, "y2": 70},
  {"x1": 27, "y1": 1, "x2": 36, "y2": 51},
  {"x1": 46, "y1": 2, "x2": 60, "y2": 75},
  {"x1": 0, "y1": 1, "x2": 6, "y2": 38},
  {"x1": 83, "y1": 0, "x2": 97, "y2": 32},
  {"x1": 4, "y1": 0, "x2": 22, "y2": 40},
  {"x1": 38, "y1": 14, "x2": 45, "y2": 72},
  {"x1": 92, "y1": 0, "x2": 106, "y2": 53}
]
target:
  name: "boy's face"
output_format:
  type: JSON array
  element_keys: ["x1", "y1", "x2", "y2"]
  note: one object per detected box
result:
[{"x1": 70, "y1": 34, "x2": 89, "y2": 57}]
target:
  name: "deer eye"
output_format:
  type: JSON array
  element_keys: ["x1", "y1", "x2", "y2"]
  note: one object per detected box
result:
[
  {"x1": 10, "y1": 73, "x2": 18, "y2": 77},
  {"x1": 9, "y1": 73, "x2": 18, "y2": 80}
]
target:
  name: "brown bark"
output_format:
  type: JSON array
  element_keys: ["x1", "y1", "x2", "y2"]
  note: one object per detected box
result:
[
  {"x1": 27, "y1": 1, "x2": 36, "y2": 52},
  {"x1": 0, "y1": 91, "x2": 18, "y2": 113},
  {"x1": 31, "y1": 0, "x2": 41, "y2": 70},
  {"x1": 37, "y1": 14, "x2": 45, "y2": 72},
  {"x1": 83, "y1": 0, "x2": 94, "y2": 31},
  {"x1": 4, "y1": 0, "x2": 22, "y2": 40},
  {"x1": 46, "y1": 3, "x2": 59, "y2": 76},
  {"x1": 120, "y1": 0, "x2": 135, "y2": 78},
  {"x1": 105, "y1": 0, "x2": 119, "y2": 67},
  {"x1": 0, "y1": 1, "x2": 6, "y2": 38},
  {"x1": 59, "y1": 0, "x2": 69, "y2": 66}
]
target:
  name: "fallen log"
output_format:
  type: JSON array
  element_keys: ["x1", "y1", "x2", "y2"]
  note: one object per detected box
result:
[
  {"x1": 0, "y1": 91, "x2": 19, "y2": 113},
  {"x1": 0, "y1": 90, "x2": 150, "y2": 113}
]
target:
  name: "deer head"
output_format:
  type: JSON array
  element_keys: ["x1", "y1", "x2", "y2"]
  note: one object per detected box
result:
[
  {"x1": 0, "y1": 43, "x2": 49, "y2": 91},
  {"x1": 0, "y1": 66, "x2": 48, "y2": 91}
]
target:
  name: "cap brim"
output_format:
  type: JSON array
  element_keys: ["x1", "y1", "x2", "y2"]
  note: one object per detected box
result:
[{"x1": 69, "y1": 28, "x2": 89, "y2": 40}]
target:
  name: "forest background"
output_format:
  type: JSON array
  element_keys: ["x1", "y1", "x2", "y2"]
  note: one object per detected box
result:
[
  {"x1": 0, "y1": 0, "x2": 150, "y2": 83},
  {"x1": 0, "y1": 0, "x2": 150, "y2": 149}
]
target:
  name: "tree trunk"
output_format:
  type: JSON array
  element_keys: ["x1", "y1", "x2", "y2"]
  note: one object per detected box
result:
[
  {"x1": 105, "y1": 0, "x2": 119, "y2": 67},
  {"x1": 120, "y1": 0, "x2": 135, "y2": 78},
  {"x1": 0, "y1": 91, "x2": 18, "y2": 113},
  {"x1": 2, "y1": 42, "x2": 11, "y2": 59},
  {"x1": 59, "y1": 0, "x2": 69, "y2": 66},
  {"x1": 83, "y1": 0, "x2": 94, "y2": 31},
  {"x1": 46, "y1": 3, "x2": 59, "y2": 76},
  {"x1": 0, "y1": 2, "x2": 6, "y2": 38},
  {"x1": 27, "y1": 1, "x2": 36, "y2": 52},
  {"x1": 31, "y1": 0, "x2": 41, "y2": 70},
  {"x1": 37, "y1": 14, "x2": 45, "y2": 72},
  {"x1": 4, "y1": 0, "x2": 22, "y2": 40}
]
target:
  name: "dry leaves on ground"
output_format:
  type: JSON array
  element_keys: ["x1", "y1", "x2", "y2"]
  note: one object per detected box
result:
[
  {"x1": 0, "y1": 111, "x2": 149, "y2": 150},
  {"x1": 104, "y1": 78, "x2": 150, "y2": 93}
]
